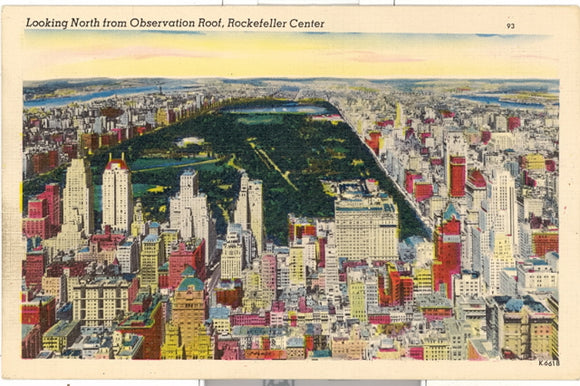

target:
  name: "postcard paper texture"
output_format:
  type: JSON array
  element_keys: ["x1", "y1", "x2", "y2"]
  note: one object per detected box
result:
[{"x1": 2, "y1": 5, "x2": 580, "y2": 380}]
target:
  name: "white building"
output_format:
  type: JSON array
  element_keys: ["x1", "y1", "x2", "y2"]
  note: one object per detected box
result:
[
  {"x1": 517, "y1": 259, "x2": 558, "y2": 294},
  {"x1": 63, "y1": 158, "x2": 95, "y2": 235},
  {"x1": 234, "y1": 171, "x2": 264, "y2": 253},
  {"x1": 453, "y1": 271, "x2": 483, "y2": 302},
  {"x1": 102, "y1": 155, "x2": 133, "y2": 233},
  {"x1": 335, "y1": 181, "x2": 398, "y2": 261},
  {"x1": 220, "y1": 224, "x2": 244, "y2": 280},
  {"x1": 488, "y1": 169, "x2": 519, "y2": 257},
  {"x1": 169, "y1": 169, "x2": 216, "y2": 264},
  {"x1": 483, "y1": 234, "x2": 515, "y2": 295},
  {"x1": 115, "y1": 237, "x2": 139, "y2": 274}
]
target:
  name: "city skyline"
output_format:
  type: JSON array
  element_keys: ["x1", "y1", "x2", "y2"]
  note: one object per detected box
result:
[
  {"x1": 4, "y1": 5, "x2": 580, "y2": 380},
  {"x1": 16, "y1": 75, "x2": 562, "y2": 366}
]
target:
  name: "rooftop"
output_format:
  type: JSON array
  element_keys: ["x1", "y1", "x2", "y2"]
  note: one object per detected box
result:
[
  {"x1": 44, "y1": 320, "x2": 80, "y2": 338},
  {"x1": 177, "y1": 277, "x2": 204, "y2": 292}
]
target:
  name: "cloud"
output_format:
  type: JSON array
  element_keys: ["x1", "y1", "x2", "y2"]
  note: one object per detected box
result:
[{"x1": 347, "y1": 50, "x2": 424, "y2": 63}]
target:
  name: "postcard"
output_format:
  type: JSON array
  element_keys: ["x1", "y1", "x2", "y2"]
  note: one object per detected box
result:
[{"x1": 2, "y1": 5, "x2": 580, "y2": 380}]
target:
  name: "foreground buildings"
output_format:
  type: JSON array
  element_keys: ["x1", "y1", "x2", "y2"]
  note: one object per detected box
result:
[{"x1": 21, "y1": 79, "x2": 559, "y2": 361}]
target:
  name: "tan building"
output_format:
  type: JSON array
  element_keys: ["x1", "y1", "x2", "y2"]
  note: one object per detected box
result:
[
  {"x1": 172, "y1": 275, "x2": 206, "y2": 359},
  {"x1": 331, "y1": 336, "x2": 367, "y2": 360},
  {"x1": 41, "y1": 274, "x2": 67, "y2": 304},
  {"x1": 486, "y1": 295, "x2": 556, "y2": 359},
  {"x1": 423, "y1": 334, "x2": 451, "y2": 360},
  {"x1": 70, "y1": 276, "x2": 138, "y2": 327}
]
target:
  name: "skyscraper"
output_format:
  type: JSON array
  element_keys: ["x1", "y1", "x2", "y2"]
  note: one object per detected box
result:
[
  {"x1": 63, "y1": 158, "x2": 95, "y2": 235},
  {"x1": 220, "y1": 224, "x2": 244, "y2": 280},
  {"x1": 433, "y1": 204, "x2": 462, "y2": 299},
  {"x1": 234, "y1": 171, "x2": 264, "y2": 254},
  {"x1": 102, "y1": 154, "x2": 133, "y2": 233},
  {"x1": 140, "y1": 234, "x2": 166, "y2": 291},
  {"x1": 445, "y1": 131, "x2": 468, "y2": 198},
  {"x1": 169, "y1": 169, "x2": 216, "y2": 264}
]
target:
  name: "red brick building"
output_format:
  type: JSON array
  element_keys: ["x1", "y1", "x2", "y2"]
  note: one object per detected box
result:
[
  {"x1": 433, "y1": 205, "x2": 462, "y2": 299},
  {"x1": 117, "y1": 295, "x2": 163, "y2": 360}
]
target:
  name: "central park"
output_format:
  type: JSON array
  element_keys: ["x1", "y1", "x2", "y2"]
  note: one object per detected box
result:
[{"x1": 23, "y1": 98, "x2": 430, "y2": 244}]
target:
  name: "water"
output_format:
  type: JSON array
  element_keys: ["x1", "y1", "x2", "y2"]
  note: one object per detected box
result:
[
  {"x1": 452, "y1": 94, "x2": 553, "y2": 110},
  {"x1": 24, "y1": 82, "x2": 190, "y2": 108},
  {"x1": 223, "y1": 103, "x2": 329, "y2": 115},
  {"x1": 130, "y1": 157, "x2": 211, "y2": 172}
]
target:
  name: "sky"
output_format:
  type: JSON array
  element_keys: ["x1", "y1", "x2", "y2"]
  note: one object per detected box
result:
[{"x1": 23, "y1": 30, "x2": 557, "y2": 80}]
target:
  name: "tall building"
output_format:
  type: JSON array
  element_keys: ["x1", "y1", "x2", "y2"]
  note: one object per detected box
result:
[
  {"x1": 260, "y1": 254, "x2": 277, "y2": 295},
  {"x1": 161, "y1": 322, "x2": 185, "y2": 359},
  {"x1": 102, "y1": 154, "x2": 133, "y2": 233},
  {"x1": 171, "y1": 273, "x2": 206, "y2": 359},
  {"x1": 24, "y1": 249, "x2": 47, "y2": 290},
  {"x1": 488, "y1": 169, "x2": 519, "y2": 256},
  {"x1": 234, "y1": 171, "x2": 264, "y2": 253},
  {"x1": 168, "y1": 240, "x2": 206, "y2": 288},
  {"x1": 139, "y1": 234, "x2": 166, "y2": 291},
  {"x1": 23, "y1": 197, "x2": 51, "y2": 240},
  {"x1": 347, "y1": 270, "x2": 367, "y2": 323},
  {"x1": 289, "y1": 246, "x2": 306, "y2": 287},
  {"x1": 432, "y1": 204, "x2": 462, "y2": 299},
  {"x1": 483, "y1": 233, "x2": 516, "y2": 295},
  {"x1": 445, "y1": 131, "x2": 468, "y2": 198},
  {"x1": 24, "y1": 183, "x2": 62, "y2": 240},
  {"x1": 39, "y1": 183, "x2": 62, "y2": 233},
  {"x1": 221, "y1": 224, "x2": 244, "y2": 280},
  {"x1": 169, "y1": 169, "x2": 216, "y2": 264},
  {"x1": 63, "y1": 158, "x2": 95, "y2": 235},
  {"x1": 130, "y1": 199, "x2": 148, "y2": 237},
  {"x1": 334, "y1": 181, "x2": 398, "y2": 261},
  {"x1": 115, "y1": 237, "x2": 139, "y2": 274}
]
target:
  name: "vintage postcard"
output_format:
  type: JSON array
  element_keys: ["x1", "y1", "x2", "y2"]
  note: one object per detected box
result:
[{"x1": 2, "y1": 5, "x2": 579, "y2": 380}]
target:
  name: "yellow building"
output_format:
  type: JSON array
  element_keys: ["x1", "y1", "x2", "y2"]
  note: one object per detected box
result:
[
  {"x1": 289, "y1": 246, "x2": 305, "y2": 286},
  {"x1": 413, "y1": 266, "x2": 433, "y2": 298},
  {"x1": 189, "y1": 324, "x2": 213, "y2": 359},
  {"x1": 161, "y1": 229, "x2": 180, "y2": 257},
  {"x1": 172, "y1": 275, "x2": 206, "y2": 359},
  {"x1": 423, "y1": 335, "x2": 451, "y2": 360},
  {"x1": 523, "y1": 153, "x2": 546, "y2": 171},
  {"x1": 374, "y1": 339, "x2": 403, "y2": 360},
  {"x1": 131, "y1": 199, "x2": 147, "y2": 237},
  {"x1": 212, "y1": 317, "x2": 231, "y2": 335},
  {"x1": 155, "y1": 107, "x2": 169, "y2": 126},
  {"x1": 42, "y1": 320, "x2": 81, "y2": 353},
  {"x1": 140, "y1": 234, "x2": 166, "y2": 291},
  {"x1": 161, "y1": 322, "x2": 185, "y2": 359},
  {"x1": 546, "y1": 294, "x2": 559, "y2": 360},
  {"x1": 347, "y1": 276, "x2": 367, "y2": 323}
]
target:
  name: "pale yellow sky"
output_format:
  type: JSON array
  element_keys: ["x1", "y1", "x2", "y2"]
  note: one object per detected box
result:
[{"x1": 23, "y1": 30, "x2": 557, "y2": 80}]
